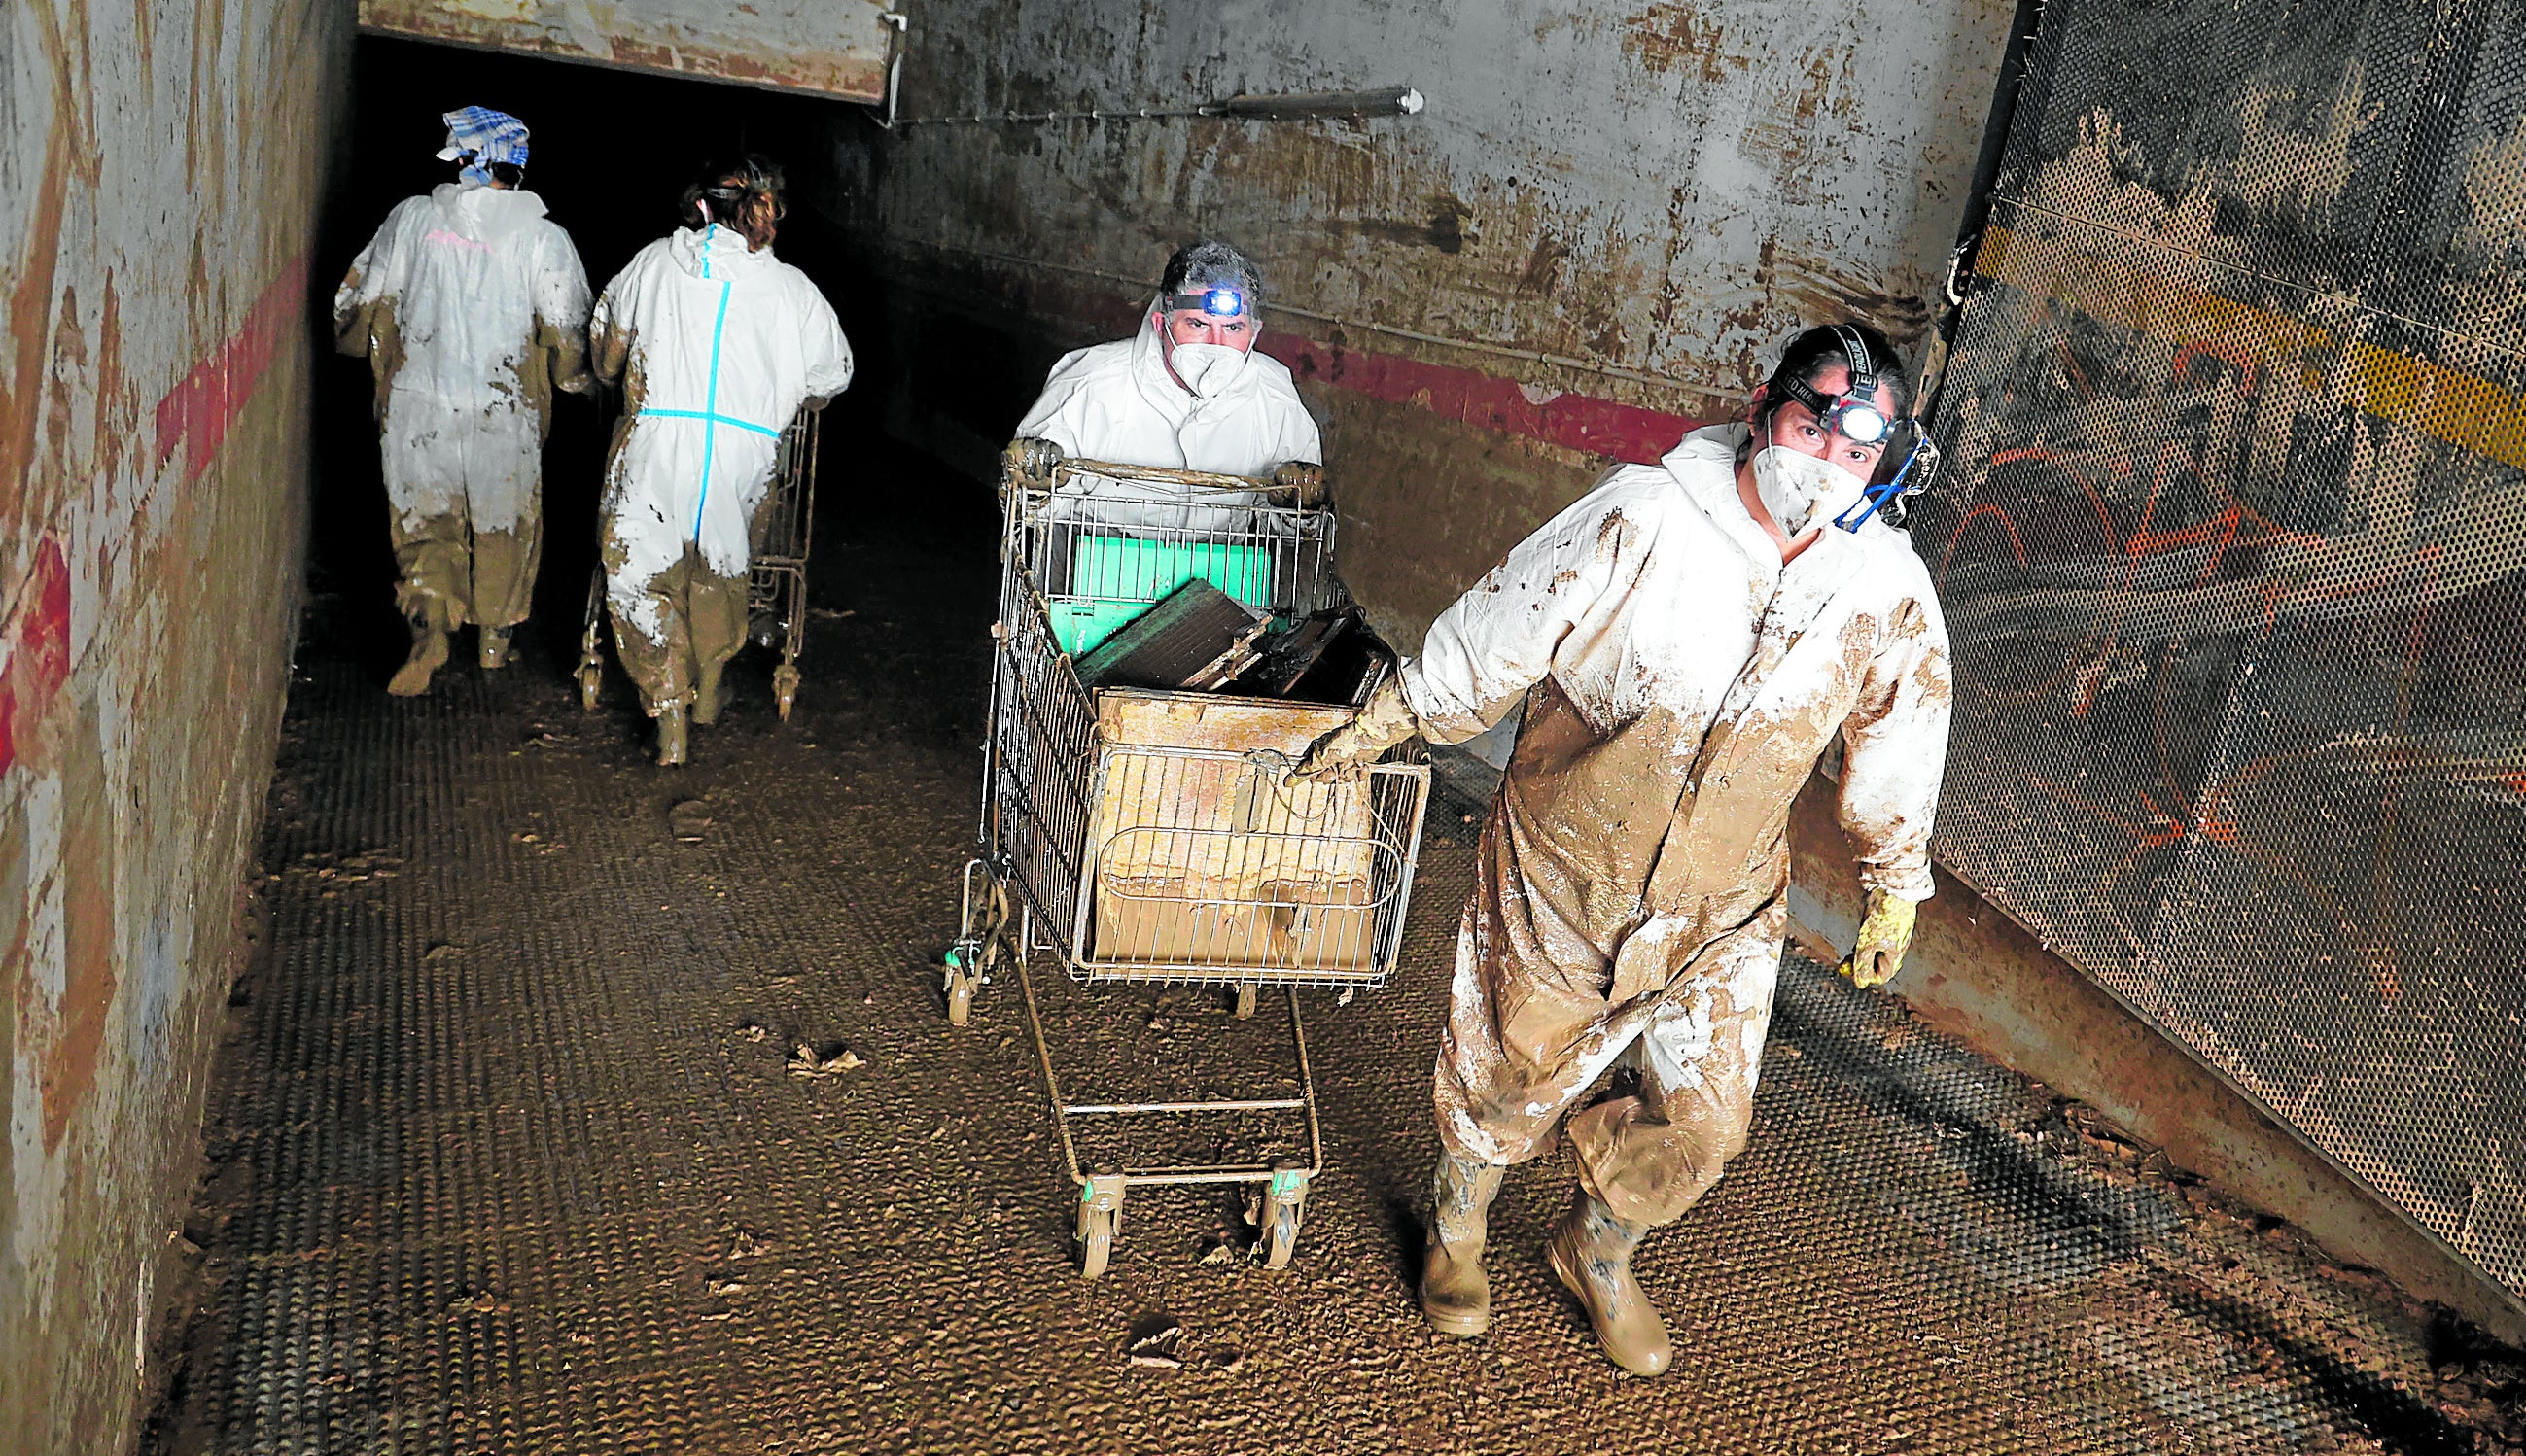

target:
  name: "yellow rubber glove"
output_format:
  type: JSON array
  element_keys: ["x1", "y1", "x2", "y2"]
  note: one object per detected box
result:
[
  {"x1": 1837, "y1": 889, "x2": 1917, "y2": 989},
  {"x1": 1290, "y1": 676, "x2": 1421, "y2": 783}
]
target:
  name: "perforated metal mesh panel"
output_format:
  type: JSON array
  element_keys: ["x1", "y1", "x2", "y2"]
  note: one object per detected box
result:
[{"x1": 1920, "y1": 0, "x2": 2526, "y2": 1300}]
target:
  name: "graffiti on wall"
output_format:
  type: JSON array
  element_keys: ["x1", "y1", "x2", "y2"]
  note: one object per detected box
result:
[{"x1": 1921, "y1": 0, "x2": 2526, "y2": 1301}]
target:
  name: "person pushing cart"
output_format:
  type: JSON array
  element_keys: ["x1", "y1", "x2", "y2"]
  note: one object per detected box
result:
[
  {"x1": 585, "y1": 155, "x2": 853, "y2": 765},
  {"x1": 953, "y1": 241, "x2": 1431, "y2": 1277}
]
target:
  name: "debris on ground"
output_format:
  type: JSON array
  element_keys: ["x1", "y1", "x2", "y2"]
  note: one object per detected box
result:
[
  {"x1": 787, "y1": 1042, "x2": 864, "y2": 1078},
  {"x1": 1127, "y1": 1317, "x2": 1183, "y2": 1369},
  {"x1": 669, "y1": 799, "x2": 714, "y2": 841}
]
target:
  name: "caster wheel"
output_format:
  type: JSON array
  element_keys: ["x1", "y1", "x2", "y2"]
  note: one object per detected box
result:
[
  {"x1": 1077, "y1": 1174, "x2": 1125, "y2": 1279},
  {"x1": 943, "y1": 948, "x2": 979, "y2": 1026},
  {"x1": 577, "y1": 664, "x2": 602, "y2": 711},
  {"x1": 1255, "y1": 1163, "x2": 1309, "y2": 1270},
  {"x1": 773, "y1": 664, "x2": 800, "y2": 720}
]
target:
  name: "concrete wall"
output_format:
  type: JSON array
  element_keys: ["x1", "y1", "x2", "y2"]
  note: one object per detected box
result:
[
  {"x1": 357, "y1": 0, "x2": 896, "y2": 101},
  {"x1": 821, "y1": 0, "x2": 2013, "y2": 649},
  {"x1": 0, "y1": 1, "x2": 349, "y2": 1448}
]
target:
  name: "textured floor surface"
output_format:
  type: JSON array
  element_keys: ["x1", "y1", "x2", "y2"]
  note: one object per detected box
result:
[{"x1": 152, "y1": 522, "x2": 2526, "y2": 1456}]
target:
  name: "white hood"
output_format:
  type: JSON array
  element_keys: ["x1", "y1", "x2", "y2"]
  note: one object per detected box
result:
[
  {"x1": 427, "y1": 181, "x2": 552, "y2": 243},
  {"x1": 665, "y1": 223, "x2": 780, "y2": 283}
]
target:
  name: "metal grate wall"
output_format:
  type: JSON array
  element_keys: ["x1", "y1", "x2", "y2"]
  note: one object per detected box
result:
[{"x1": 1919, "y1": 0, "x2": 2526, "y2": 1302}]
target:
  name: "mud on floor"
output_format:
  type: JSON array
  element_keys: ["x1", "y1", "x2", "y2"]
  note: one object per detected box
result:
[{"x1": 146, "y1": 526, "x2": 2526, "y2": 1456}]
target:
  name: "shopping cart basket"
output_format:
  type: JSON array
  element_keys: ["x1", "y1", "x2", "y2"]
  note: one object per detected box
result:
[
  {"x1": 577, "y1": 403, "x2": 823, "y2": 719},
  {"x1": 947, "y1": 455, "x2": 1431, "y2": 1277}
]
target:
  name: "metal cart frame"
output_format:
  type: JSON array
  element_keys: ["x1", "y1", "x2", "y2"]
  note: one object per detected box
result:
[
  {"x1": 947, "y1": 457, "x2": 1431, "y2": 1278},
  {"x1": 577, "y1": 406, "x2": 823, "y2": 719}
]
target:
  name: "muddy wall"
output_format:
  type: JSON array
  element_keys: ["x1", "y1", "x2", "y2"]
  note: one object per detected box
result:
[
  {"x1": 816, "y1": 0, "x2": 2014, "y2": 649},
  {"x1": 0, "y1": 1, "x2": 349, "y2": 1447}
]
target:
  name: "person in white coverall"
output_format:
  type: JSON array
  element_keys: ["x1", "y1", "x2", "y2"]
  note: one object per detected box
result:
[
  {"x1": 1296, "y1": 325, "x2": 1952, "y2": 1375},
  {"x1": 1006, "y1": 239, "x2": 1323, "y2": 519},
  {"x1": 589, "y1": 156, "x2": 854, "y2": 766},
  {"x1": 334, "y1": 106, "x2": 593, "y2": 696}
]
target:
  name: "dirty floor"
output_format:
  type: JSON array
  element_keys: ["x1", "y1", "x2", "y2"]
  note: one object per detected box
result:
[{"x1": 151, "y1": 517, "x2": 2526, "y2": 1456}]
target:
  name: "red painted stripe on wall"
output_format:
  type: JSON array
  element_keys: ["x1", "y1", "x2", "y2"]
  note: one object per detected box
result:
[
  {"x1": 3, "y1": 251, "x2": 308, "y2": 779},
  {"x1": 153, "y1": 252, "x2": 310, "y2": 483},
  {"x1": 1261, "y1": 335, "x2": 1709, "y2": 466},
  {"x1": 0, "y1": 537, "x2": 70, "y2": 778}
]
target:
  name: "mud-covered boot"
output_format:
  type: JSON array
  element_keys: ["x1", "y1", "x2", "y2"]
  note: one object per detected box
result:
[
  {"x1": 655, "y1": 703, "x2": 690, "y2": 767},
  {"x1": 693, "y1": 661, "x2": 725, "y2": 726},
  {"x1": 1546, "y1": 1191, "x2": 1672, "y2": 1376},
  {"x1": 477, "y1": 625, "x2": 512, "y2": 670},
  {"x1": 1421, "y1": 1153, "x2": 1506, "y2": 1336},
  {"x1": 388, "y1": 626, "x2": 449, "y2": 697}
]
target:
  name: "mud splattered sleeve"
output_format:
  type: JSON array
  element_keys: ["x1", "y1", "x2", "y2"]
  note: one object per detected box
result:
[
  {"x1": 587, "y1": 267, "x2": 633, "y2": 389},
  {"x1": 332, "y1": 198, "x2": 418, "y2": 358},
  {"x1": 1402, "y1": 468, "x2": 1648, "y2": 745},
  {"x1": 536, "y1": 225, "x2": 595, "y2": 396},
  {"x1": 1836, "y1": 584, "x2": 1953, "y2": 901}
]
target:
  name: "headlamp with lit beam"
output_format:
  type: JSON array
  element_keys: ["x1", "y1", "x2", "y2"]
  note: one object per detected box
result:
[
  {"x1": 1165, "y1": 287, "x2": 1248, "y2": 319},
  {"x1": 1757, "y1": 324, "x2": 1941, "y2": 532}
]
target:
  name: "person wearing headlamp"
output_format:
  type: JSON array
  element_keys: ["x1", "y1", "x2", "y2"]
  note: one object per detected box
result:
[
  {"x1": 1292, "y1": 324, "x2": 1951, "y2": 1375},
  {"x1": 1006, "y1": 240, "x2": 1323, "y2": 520}
]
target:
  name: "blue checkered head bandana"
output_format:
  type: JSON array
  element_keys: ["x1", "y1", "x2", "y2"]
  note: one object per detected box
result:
[{"x1": 435, "y1": 106, "x2": 530, "y2": 185}]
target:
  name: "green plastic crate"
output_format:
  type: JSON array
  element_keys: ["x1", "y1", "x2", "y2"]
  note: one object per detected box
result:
[{"x1": 1048, "y1": 537, "x2": 1277, "y2": 655}]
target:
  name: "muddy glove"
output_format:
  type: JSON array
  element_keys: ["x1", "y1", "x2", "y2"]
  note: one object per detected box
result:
[
  {"x1": 1290, "y1": 676, "x2": 1421, "y2": 783},
  {"x1": 1837, "y1": 889, "x2": 1918, "y2": 989},
  {"x1": 1003, "y1": 435, "x2": 1064, "y2": 489},
  {"x1": 1273, "y1": 461, "x2": 1328, "y2": 507}
]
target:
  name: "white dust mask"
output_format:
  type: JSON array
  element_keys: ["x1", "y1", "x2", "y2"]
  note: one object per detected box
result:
[
  {"x1": 1168, "y1": 340, "x2": 1250, "y2": 399},
  {"x1": 1751, "y1": 444, "x2": 1870, "y2": 537}
]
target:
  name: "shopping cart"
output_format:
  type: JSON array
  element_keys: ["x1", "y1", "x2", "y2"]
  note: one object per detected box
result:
[
  {"x1": 948, "y1": 455, "x2": 1432, "y2": 1278},
  {"x1": 577, "y1": 404, "x2": 822, "y2": 719}
]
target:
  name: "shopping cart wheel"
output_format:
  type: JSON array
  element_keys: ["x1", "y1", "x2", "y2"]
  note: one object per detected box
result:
[
  {"x1": 773, "y1": 663, "x2": 800, "y2": 720},
  {"x1": 1077, "y1": 1174, "x2": 1126, "y2": 1280},
  {"x1": 1256, "y1": 1163, "x2": 1310, "y2": 1270},
  {"x1": 943, "y1": 945, "x2": 981, "y2": 1027},
  {"x1": 1234, "y1": 984, "x2": 1258, "y2": 1021},
  {"x1": 577, "y1": 663, "x2": 602, "y2": 711}
]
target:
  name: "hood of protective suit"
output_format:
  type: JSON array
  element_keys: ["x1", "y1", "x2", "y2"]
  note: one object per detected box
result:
[
  {"x1": 666, "y1": 224, "x2": 778, "y2": 282},
  {"x1": 427, "y1": 181, "x2": 553, "y2": 242}
]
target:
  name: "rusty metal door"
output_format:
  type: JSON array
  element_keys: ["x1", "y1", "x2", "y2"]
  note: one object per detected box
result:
[
  {"x1": 1919, "y1": 0, "x2": 2526, "y2": 1306},
  {"x1": 359, "y1": 0, "x2": 898, "y2": 102}
]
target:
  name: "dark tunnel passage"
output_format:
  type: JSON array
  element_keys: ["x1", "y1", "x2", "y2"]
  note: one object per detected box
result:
[
  {"x1": 103, "y1": 31, "x2": 2526, "y2": 1456},
  {"x1": 308, "y1": 38, "x2": 1003, "y2": 703}
]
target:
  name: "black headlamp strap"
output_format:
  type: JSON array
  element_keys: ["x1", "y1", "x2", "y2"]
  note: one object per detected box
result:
[{"x1": 1831, "y1": 324, "x2": 1877, "y2": 396}]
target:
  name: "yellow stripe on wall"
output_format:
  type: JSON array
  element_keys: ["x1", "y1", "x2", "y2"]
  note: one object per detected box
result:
[{"x1": 1975, "y1": 223, "x2": 2526, "y2": 471}]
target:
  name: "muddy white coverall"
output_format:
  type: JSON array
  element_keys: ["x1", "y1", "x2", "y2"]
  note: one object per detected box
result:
[
  {"x1": 1015, "y1": 310, "x2": 1320, "y2": 529},
  {"x1": 1403, "y1": 422, "x2": 1950, "y2": 1227},
  {"x1": 590, "y1": 225, "x2": 854, "y2": 712},
  {"x1": 333, "y1": 183, "x2": 592, "y2": 631}
]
